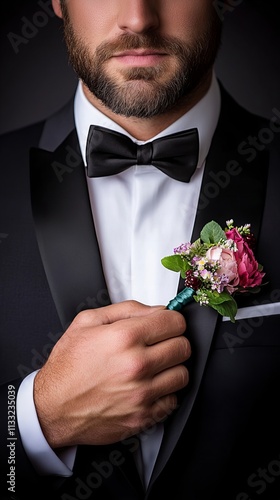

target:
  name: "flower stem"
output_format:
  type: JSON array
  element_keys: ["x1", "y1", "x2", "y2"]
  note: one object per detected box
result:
[{"x1": 166, "y1": 287, "x2": 195, "y2": 311}]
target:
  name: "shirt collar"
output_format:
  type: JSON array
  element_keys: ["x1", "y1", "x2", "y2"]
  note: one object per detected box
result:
[{"x1": 74, "y1": 70, "x2": 221, "y2": 169}]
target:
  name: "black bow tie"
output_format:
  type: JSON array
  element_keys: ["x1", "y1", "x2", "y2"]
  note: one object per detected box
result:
[{"x1": 86, "y1": 125, "x2": 199, "y2": 183}]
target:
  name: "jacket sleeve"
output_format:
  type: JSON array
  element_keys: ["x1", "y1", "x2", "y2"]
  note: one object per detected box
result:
[{"x1": 0, "y1": 378, "x2": 68, "y2": 500}]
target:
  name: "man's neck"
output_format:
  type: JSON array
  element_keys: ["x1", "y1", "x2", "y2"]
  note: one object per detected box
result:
[{"x1": 82, "y1": 70, "x2": 213, "y2": 141}]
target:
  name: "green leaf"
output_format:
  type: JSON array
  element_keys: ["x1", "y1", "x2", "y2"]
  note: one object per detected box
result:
[
  {"x1": 208, "y1": 292, "x2": 237, "y2": 322},
  {"x1": 161, "y1": 255, "x2": 189, "y2": 274},
  {"x1": 191, "y1": 238, "x2": 203, "y2": 251},
  {"x1": 212, "y1": 300, "x2": 237, "y2": 323},
  {"x1": 207, "y1": 290, "x2": 231, "y2": 305},
  {"x1": 195, "y1": 290, "x2": 237, "y2": 323},
  {"x1": 200, "y1": 220, "x2": 226, "y2": 244}
]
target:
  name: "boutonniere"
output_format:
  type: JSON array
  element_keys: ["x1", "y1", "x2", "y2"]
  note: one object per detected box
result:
[{"x1": 161, "y1": 220, "x2": 266, "y2": 322}]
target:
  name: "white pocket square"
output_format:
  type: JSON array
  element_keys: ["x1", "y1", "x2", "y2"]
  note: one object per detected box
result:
[{"x1": 222, "y1": 302, "x2": 280, "y2": 322}]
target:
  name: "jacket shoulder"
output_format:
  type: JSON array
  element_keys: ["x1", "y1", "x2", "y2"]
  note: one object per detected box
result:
[
  {"x1": 219, "y1": 81, "x2": 270, "y2": 129},
  {"x1": 0, "y1": 96, "x2": 75, "y2": 155},
  {"x1": 0, "y1": 121, "x2": 45, "y2": 151}
]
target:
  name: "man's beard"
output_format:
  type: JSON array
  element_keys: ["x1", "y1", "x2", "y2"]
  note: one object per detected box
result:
[{"x1": 61, "y1": 8, "x2": 222, "y2": 118}]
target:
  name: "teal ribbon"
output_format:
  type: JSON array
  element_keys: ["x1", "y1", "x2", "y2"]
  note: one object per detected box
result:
[{"x1": 166, "y1": 287, "x2": 195, "y2": 311}]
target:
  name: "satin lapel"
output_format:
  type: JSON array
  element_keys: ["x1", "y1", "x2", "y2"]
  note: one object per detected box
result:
[
  {"x1": 30, "y1": 128, "x2": 110, "y2": 329},
  {"x1": 147, "y1": 302, "x2": 219, "y2": 492},
  {"x1": 31, "y1": 122, "x2": 149, "y2": 493},
  {"x1": 192, "y1": 116, "x2": 268, "y2": 243},
  {"x1": 148, "y1": 91, "x2": 269, "y2": 490}
]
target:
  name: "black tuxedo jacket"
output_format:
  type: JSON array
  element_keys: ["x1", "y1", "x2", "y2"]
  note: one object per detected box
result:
[{"x1": 0, "y1": 85, "x2": 280, "y2": 500}]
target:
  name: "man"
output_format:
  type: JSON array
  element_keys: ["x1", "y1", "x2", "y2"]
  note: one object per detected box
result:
[{"x1": 0, "y1": 1, "x2": 280, "y2": 499}]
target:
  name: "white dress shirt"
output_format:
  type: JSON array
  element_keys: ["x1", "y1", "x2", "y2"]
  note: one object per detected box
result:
[{"x1": 16, "y1": 72, "x2": 221, "y2": 487}]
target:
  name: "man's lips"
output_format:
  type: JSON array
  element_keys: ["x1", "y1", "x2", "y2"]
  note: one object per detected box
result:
[{"x1": 111, "y1": 49, "x2": 169, "y2": 66}]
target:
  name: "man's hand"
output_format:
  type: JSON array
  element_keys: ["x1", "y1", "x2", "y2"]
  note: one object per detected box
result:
[{"x1": 34, "y1": 301, "x2": 190, "y2": 448}]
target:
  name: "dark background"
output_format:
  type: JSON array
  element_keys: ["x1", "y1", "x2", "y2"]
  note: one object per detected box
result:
[{"x1": 0, "y1": 0, "x2": 279, "y2": 135}]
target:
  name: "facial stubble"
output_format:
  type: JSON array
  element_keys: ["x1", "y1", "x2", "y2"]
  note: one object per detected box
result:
[{"x1": 61, "y1": 6, "x2": 222, "y2": 118}]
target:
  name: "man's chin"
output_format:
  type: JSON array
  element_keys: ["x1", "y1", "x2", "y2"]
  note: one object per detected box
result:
[{"x1": 85, "y1": 67, "x2": 186, "y2": 118}]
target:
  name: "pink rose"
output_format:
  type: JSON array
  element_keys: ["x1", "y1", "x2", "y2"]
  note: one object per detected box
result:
[
  {"x1": 226, "y1": 228, "x2": 265, "y2": 289},
  {"x1": 206, "y1": 246, "x2": 239, "y2": 293}
]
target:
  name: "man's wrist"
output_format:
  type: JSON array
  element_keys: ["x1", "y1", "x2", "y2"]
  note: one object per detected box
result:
[{"x1": 16, "y1": 370, "x2": 76, "y2": 476}]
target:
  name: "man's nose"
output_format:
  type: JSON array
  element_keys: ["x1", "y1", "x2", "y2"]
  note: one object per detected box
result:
[{"x1": 117, "y1": 0, "x2": 160, "y2": 34}]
